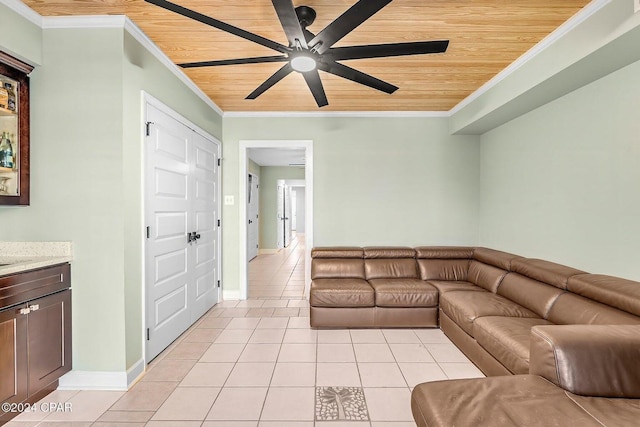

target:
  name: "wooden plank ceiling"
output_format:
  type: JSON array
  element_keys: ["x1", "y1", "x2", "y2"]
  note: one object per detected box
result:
[{"x1": 23, "y1": 0, "x2": 590, "y2": 112}]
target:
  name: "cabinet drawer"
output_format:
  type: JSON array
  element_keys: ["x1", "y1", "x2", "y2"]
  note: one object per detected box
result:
[{"x1": 0, "y1": 264, "x2": 70, "y2": 310}]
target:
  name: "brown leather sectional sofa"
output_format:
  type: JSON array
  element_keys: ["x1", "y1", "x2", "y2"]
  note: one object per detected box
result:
[{"x1": 310, "y1": 246, "x2": 640, "y2": 426}]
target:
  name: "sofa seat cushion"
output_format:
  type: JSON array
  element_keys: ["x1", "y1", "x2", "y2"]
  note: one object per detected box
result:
[
  {"x1": 566, "y1": 393, "x2": 640, "y2": 426},
  {"x1": 427, "y1": 280, "x2": 486, "y2": 294},
  {"x1": 440, "y1": 291, "x2": 539, "y2": 336},
  {"x1": 368, "y1": 279, "x2": 438, "y2": 307},
  {"x1": 310, "y1": 279, "x2": 374, "y2": 307},
  {"x1": 411, "y1": 375, "x2": 603, "y2": 427},
  {"x1": 474, "y1": 316, "x2": 553, "y2": 374}
]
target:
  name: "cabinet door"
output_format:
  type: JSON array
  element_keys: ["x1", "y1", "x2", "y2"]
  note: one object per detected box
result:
[
  {"x1": 0, "y1": 306, "x2": 27, "y2": 405},
  {"x1": 27, "y1": 290, "x2": 71, "y2": 394}
]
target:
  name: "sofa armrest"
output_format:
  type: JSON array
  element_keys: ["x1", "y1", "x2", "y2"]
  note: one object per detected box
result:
[{"x1": 530, "y1": 325, "x2": 640, "y2": 398}]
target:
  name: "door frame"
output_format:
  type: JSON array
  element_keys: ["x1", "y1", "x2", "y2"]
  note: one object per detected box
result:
[
  {"x1": 247, "y1": 172, "x2": 260, "y2": 260},
  {"x1": 239, "y1": 140, "x2": 313, "y2": 300},
  {"x1": 142, "y1": 92, "x2": 222, "y2": 363}
]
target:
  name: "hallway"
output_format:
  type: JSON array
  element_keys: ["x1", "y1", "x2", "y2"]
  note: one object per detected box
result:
[{"x1": 248, "y1": 233, "x2": 306, "y2": 300}]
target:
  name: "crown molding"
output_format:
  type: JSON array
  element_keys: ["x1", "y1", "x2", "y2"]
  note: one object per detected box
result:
[
  {"x1": 224, "y1": 110, "x2": 450, "y2": 118},
  {"x1": 41, "y1": 14, "x2": 126, "y2": 29},
  {"x1": 449, "y1": 0, "x2": 612, "y2": 115}
]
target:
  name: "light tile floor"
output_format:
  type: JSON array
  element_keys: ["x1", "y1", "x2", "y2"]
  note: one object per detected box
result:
[
  {"x1": 248, "y1": 234, "x2": 306, "y2": 300},
  {"x1": 7, "y1": 234, "x2": 484, "y2": 426}
]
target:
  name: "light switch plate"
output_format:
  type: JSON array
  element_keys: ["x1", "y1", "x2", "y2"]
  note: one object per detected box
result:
[{"x1": 224, "y1": 195, "x2": 235, "y2": 205}]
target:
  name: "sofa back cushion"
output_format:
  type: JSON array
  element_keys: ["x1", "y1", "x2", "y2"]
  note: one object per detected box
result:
[
  {"x1": 511, "y1": 258, "x2": 586, "y2": 290},
  {"x1": 546, "y1": 292, "x2": 640, "y2": 325},
  {"x1": 567, "y1": 274, "x2": 640, "y2": 317},
  {"x1": 497, "y1": 273, "x2": 563, "y2": 318},
  {"x1": 362, "y1": 247, "x2": 418, "y2": 279},
  {"x1": 417, "y1": 259, "x2": 469, "y2": 281},
  {"x1": 473, "y1": 247, "x2": 521, "y2": 270},
  {"x1": 414, "y1": 246, "x2": 474, "y2": 259},
  {"x1": 311, "y1": 247, "x2": 365, "y2": 280},
  {"x1": 365, "y1": 259, "x2": 418, "y2": 279},
  {"x1": 414, "y1": 246, "x2": 472, "y2": 281},
  {"x1": 312, "y1": 259, "x2": 365, "y2": 280},
  {"x1": 467, "y1": 261, "x2": 507, "y2": 292},
  {"x1": 364, "y1": 246, "x2": 416, "y2": 259}
]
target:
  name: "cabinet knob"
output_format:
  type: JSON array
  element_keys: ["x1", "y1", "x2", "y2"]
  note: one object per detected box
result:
[
  {"x1": 19, "y1": 307, "x2": 31, "y2": 315},
  {"x1": 29, "y1": 304, "x2": 40, "y2": 311}
]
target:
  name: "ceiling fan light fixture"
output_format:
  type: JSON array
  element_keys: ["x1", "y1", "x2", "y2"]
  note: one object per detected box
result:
[{"x1": 290, "y1": 54, "x2": 317, "y2": 72}]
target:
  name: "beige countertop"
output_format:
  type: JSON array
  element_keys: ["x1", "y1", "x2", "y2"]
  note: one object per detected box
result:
[{"x1": 0, "y1": 242, "x2": 73, "y2": 276}]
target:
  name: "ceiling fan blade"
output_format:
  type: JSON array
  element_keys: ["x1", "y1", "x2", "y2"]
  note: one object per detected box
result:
[
  {"x1": 318, "y1": 61, "x2": 398, "y2": 94},
  {"x1": 145, "y1": 0, "x2": 289, "y2": 54},
  {"x1": 302, "y1": 69, "x2": 328, "y2": 107},
  {"x1": 246, "y1": 63, "x2": 294, "y2": 100},
  {"x1": 179, "y1": 55, "x2": 288, "y2": 68},
  {"x1": 271, "y1": 0, "x2": 308, "y2": 48},
  {"x1": 325, "y1": 40, "x2": 449, "y2": 61},
  {"x1": 309, "y1": 0, "x2": 392, "y2": 54}
]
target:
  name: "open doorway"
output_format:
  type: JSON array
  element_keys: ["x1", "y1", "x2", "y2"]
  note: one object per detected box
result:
[{"x1": 239, "y1": 141, "x2": 313, "y2": 300}]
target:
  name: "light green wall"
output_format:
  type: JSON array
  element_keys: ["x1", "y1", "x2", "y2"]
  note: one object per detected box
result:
[
  {"x1": 222, "y1": 117, "x2": 480, "y2": 293},
  {"x1": 478, "y1": 58, "x2": 640, "y2": 281},
  {"x1": 258, "y1": 167, "x2": 305, "y2": 250},
  {"x1": 0, "y1": 2, "x2": 42, "y2": 65}
]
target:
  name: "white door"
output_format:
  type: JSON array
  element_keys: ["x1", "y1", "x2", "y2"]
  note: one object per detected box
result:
[
  {"x1": 276, "y1": 182, "x2": 284, "y2": 249},
  {"x1": 283, "y1": 185, "x2": 292, "y2": 247},
  {"x1": 291, "y1": 190, "x2": 297, "y2": 231},
  {"x1": 247, "y1": 173, "x2": 259, "y2": 260},
  {"x1": 277, "y1": 183, "x2": 293, "y2": 249},
  {"x1": 190, "y1": 131, "x2": 221, "y2": 322},
  {"x1": 145, "y1": 104, "x2": 220, "y2": 361}
]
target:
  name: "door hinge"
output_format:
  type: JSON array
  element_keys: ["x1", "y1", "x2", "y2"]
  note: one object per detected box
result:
[
  {"x1": 217, "y1": 280, "x2": 221, "y2": 288},
  {"x1": 217, "y1": 158, "x2": 221, "y2": 167},
  {"x1": 146, "y1": 328, "x2": 150, "y2": 341},
  {"x1": 217, "y1": 219, "x2": 221, "y2": 227},
  {"x1": 145, "y1": 121, "x2": 153, "y2": 136},
  {"x1": 146, "y1": 226, "x2": 150, "y2": 239}
]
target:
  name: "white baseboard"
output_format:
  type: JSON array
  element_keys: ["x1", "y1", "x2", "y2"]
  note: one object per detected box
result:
[
  {"x1": 127, "y1": 358, "x2": 145, "y2": 387},
  {"x1": 58, "y1": 358, "x2": 145, "y2": 391}
]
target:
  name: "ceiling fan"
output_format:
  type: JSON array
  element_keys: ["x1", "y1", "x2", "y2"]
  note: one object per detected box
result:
[{"x1": 145, "y1": 0, "x2": 449, "y2": 107}]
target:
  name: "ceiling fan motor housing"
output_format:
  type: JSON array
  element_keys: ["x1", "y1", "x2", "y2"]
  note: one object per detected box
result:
[{"x1": 295, "y1": 6, "x2": 316, "y2": 29}]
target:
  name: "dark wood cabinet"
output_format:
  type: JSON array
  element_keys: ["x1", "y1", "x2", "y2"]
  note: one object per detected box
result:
[
  {"x1": 0, "y1": 264, "x2": 71, "y2": 424},
  {"x1": 0, "y1": 51, "x2": 32, "y2": 206}
]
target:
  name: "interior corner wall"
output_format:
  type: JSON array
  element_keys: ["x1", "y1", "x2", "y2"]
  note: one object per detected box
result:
[
  {"x1": 478, "y1": 59, "x2": 640, "y2": 281},
  {"x1": 222, "y1": 116, "x2": 480, "y2": 293},
  {"x1": 258, "y1": 166, "x2": 305, "y2": 250}
]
